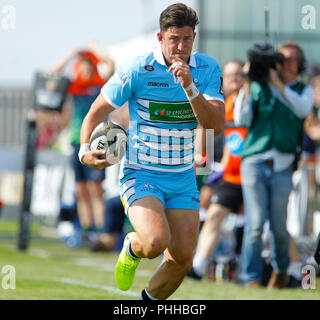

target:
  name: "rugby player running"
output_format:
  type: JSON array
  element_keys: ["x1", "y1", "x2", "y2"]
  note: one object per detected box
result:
[{"x1": 79, "y1": 3, "x2": 225, "y2": 300}]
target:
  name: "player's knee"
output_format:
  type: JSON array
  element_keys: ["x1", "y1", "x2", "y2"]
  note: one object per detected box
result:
[
  {"x1": 144, "y1": 236, "x2": 170, "y2": 259},
  {"x1": 87, "y1": 181, "x2": 103, "y2": 197},
  {"x1": 207, "y1": 205, "x2": 228, "y2": 223},
  {"x1": 181, "y1": 256, "x2": 193, "y2": 273},
  {"x1": 76, "y1": 183, "x2": 90, "y2": 200},
  {"x1": 168, "y1": 255, "x2": 193, "y2": 275}
]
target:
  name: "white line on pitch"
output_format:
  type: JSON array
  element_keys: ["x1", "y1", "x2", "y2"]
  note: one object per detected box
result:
[
  {"x1": 29, "y1": 250, "x2": 152, "y2": 277},
  {"x1": 29, "y1": 249, "x2": 52, "y2": 258},
  {"x1": 73, "y1": 258, "x2": 153, "y2": 277},
  {"x1": 57, "y1": 278, "x2": 140, "y2": 297}
]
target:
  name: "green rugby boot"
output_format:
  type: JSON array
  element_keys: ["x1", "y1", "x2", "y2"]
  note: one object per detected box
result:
[{"x1": 115, "y1": 232, "x2": 141, "y2": 291}]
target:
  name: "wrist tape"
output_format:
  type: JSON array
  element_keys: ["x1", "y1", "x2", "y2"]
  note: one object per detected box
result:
[
  {"x1": 184, "y1": 82, "x2": 200, "y2": 101},
  {"x1": 78, "y1": 143, "x2": 90, "y2": 164}
]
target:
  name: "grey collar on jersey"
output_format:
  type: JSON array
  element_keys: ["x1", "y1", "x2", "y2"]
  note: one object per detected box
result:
[{"x1": 153, "y1": 47, "x2": 196, "y2": 68}]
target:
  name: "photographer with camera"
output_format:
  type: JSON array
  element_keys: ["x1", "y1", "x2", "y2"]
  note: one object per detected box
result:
[{"x1": 234, "y1": 42, "x2": 314, "y2": 289}]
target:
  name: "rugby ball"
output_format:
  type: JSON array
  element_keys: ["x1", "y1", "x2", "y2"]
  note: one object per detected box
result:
[{"x1": 89, "y1": 120, "x2": 128, "y2": 163}]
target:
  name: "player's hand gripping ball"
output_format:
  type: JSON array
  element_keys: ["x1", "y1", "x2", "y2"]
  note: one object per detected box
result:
[{"x1": 89, "y1": 120, "x2": 128, "y2": 164}]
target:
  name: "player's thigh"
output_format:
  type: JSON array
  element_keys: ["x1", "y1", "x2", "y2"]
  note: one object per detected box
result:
[
  {"x1": 164, "y1": 208, "x2": 199, "y2": 263},
  {"x1": 128, "y1": 196, "x2": 171, "y2": 246}
]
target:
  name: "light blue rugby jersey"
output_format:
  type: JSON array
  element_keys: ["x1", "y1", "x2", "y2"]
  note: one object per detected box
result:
[{"x1": 101, "y1": 47, "x2": 224, "y2": 172}]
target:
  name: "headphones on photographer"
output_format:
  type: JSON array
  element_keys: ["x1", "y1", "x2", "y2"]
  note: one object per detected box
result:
[
  {"x1": 295, "y1": 45, "x2": 307, "y2": 74},
  {"x1": 279, "y1": 42, "x2": 307, "y2": 74}
]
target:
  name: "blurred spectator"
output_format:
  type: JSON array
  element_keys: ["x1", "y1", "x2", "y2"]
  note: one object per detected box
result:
[
  {"x1": 301, "y1": 74, "x2": 320, "y2": 270},
  {"x1": 58, "y1": 194, "x2": 133, "y2": 252},
  {"x1": 90, "y1": 195, "x2": 128, "y2": 252},
  {"x1": 309, "y1": 64, "x2": 320, "y2": 79},
  {"x1": 35, "y1": 109, "x2": 71, "y2": 149},
  {"x1": 195, "y1": 60, "x2": 244, "y2": 227},
  {"x1": 188, "y1": 60, "x2": 245, "y2": 280},
  {"x1": 234, "y1": 42, "x2": 313, "y2": 289},
  {"x1": 222, "y1": 60, "x2": 244, "y2": 98},
  {"x1": 314, "y1": 232, "x2": 320, "y2": 266},
  {"x1": 51, "y1": 42, "x2": 115, "y2": 235},
  {"x1": 304, "y1": 75, "x2": 320, "y2": 141},
  {"x1": 0, "y1": 198, "x2": 4, "y2": 217},
  {"x1": 297, "y1": 74, "x2": 320, "y2": 164}
]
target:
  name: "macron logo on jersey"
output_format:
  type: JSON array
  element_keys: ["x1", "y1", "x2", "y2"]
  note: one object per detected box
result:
[{"x1": 147, "y1": 81, "x2": 169, "y2": 88}]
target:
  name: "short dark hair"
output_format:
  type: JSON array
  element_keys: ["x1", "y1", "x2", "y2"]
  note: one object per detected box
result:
[
  {"x1": 278, "y1": 41, "x2": 307, "y2": 74},
  {"x1": 159, "y1": 3, "x2": 199, "y2": 32}
]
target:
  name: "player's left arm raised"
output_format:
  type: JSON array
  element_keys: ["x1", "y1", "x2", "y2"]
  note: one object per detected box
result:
[{"x1": 170, "y1": 59, "x2": 225, "y2": 134}]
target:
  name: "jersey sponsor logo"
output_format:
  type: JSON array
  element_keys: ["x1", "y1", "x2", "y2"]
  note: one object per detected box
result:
[
  {"x1": 149, "y1": 101, "x2": 196, "y2": 122},
  {"x1": 225, "y1": 132, "x2": 244, "y2": 156},
  {"x1": 144, "y1": 65, "x2": 154, "y2": 71},
  {"x1": 155, "y1": 109, "x2": 165, "y2": 116},
  {"x1": 147, "y1": 81, "x2": 169, "y2": 88}
]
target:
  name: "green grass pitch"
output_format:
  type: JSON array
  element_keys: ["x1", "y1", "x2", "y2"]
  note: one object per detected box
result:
[{"x1": 0, "y1": 221, "x2": 320, "y2": 300}]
